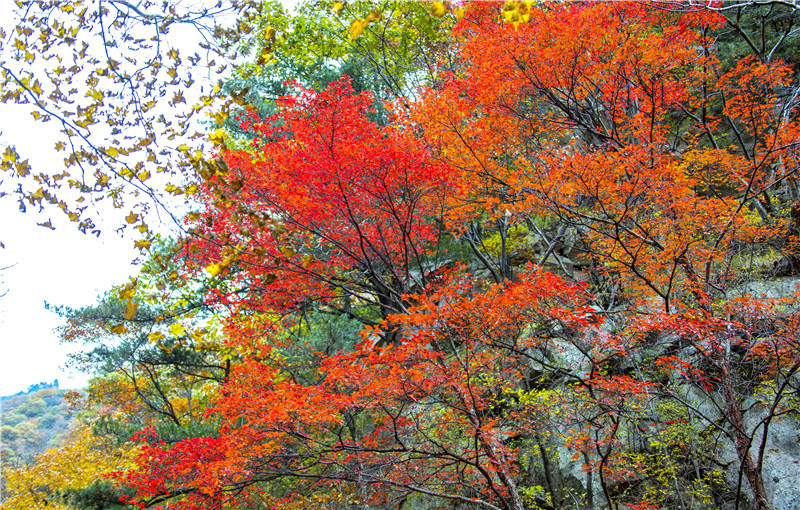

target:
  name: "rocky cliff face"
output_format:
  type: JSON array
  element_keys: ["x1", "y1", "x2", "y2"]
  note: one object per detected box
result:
[{"x1": 503, "y1": 278, "x2": 800, "y2": 510}]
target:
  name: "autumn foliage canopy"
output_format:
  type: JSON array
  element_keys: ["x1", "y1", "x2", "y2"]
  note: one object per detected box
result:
[{"x1": 5, "y1": 1, "x2": 800, "y2": 510}]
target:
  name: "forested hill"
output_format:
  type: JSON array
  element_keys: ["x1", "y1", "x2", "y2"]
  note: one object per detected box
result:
[{"x1": 1, "y1": 381, "x2": 77, "y2": 465}]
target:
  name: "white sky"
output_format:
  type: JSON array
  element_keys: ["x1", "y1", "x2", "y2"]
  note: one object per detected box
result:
[{"x1": 0, "y1": 106, "x2": 141, "y2": 395}]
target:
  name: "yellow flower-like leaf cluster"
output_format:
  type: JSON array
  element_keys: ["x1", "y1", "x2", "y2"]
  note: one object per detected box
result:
[
  {"x1": 502, "y1": 0, "x2": 534, "y2": 27},
  {"x1": 348, "y1": 9, "x2": 382, "y2": 39},
  {"x1": 3, "y1": 426, "x2": 138, "y2": 510}
]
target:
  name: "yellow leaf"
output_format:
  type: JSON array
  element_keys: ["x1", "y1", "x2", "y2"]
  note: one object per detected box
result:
[
  {"x1": 149, "y1": 332, "x2": 165, "y2": 342},
  {"x1": 257, "y1": 51, "x2": 273, "y2": 66},
  {"x1": 211, "y1": 110, "x2": 229, "y2": 124},
  {"x1": 109, "y1": 323, "x2": 127, "y2": 334},
  {"x1": 15, "y1": 159, "x2": 30, "y2": 177},
  {"x1": 176, "y1": 144, "x2": 191, "y2": 152},
  {"x1": 169, "y1": 323, "x2": 186, "y2": 337},
  {"x1": 106, "y1": 147, "x2": 118, "y2": 157},
  {"x1": 302, "y1": 254, "x2": 317, "y2": 268},
  {"x1": 431, "y1": 1, "x2": 447, "y2": 17},
  {"x1": 125, "y1": 212, "x2": 138, "y2": 224},
  {"x1": 2, "y1": 146, "x2": 18, "y2": 163},
  {"x1": 333, "y1": 2, "x2": 344, "y2": 14},
  {"x1": 124, "y1": 300, "x2": 138, "y2": 320},
  {"x1": 208, "y1": 129, "x2": 226, "y2": 145},
  {"x1": 349, "y1": 19, "x2": 365, "y2": 39},
  {"x1": 119, "y1": 284, "x2": 136, "y2": 301},
  {"x1": 206, "y1": 263, "x2": 222, "y2": 276},
  {"x1": 134, "y1": 238, "x2": 152, "y2": 250},
  {"x1": 86, "y1": 88, "x2": 103, "y2": 101},
  {"x1": 37, "y1": 219, "x2": 55, "y2": 230}
]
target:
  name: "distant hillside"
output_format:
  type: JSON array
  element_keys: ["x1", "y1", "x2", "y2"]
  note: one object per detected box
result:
[{"x1": 1, "y1": 381, "x2": 78, "y2": 466}]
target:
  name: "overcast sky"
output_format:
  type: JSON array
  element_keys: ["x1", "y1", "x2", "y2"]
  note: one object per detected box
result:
[
  {"x1": 0, "y1": 11, "x2": 207, "y2": 396},
  {"x1": 0, "y1": 106, "x2": 141, "y2": 395}
]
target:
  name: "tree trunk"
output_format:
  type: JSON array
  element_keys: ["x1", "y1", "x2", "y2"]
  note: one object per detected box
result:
[{"x1": 717, "y1": 343, "x2": 771, "y2": 510}]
